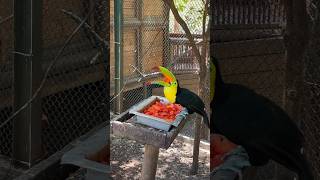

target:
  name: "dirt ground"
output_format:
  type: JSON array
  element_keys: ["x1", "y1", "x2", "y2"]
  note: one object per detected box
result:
[{"x1": 110, "y1": 135, "x2": 210, "y2": 180}]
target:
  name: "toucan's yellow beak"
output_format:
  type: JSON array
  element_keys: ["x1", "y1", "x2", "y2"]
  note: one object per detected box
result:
[
  {"x1": 148, "y1": 66, "x2": 178, "y2": 103},
  {"x1": 158, "y1": 66, "x2": 176, "y2": 83},
  {"x1": 148, "y1": 66, "x2": 176, "y2": 87}
]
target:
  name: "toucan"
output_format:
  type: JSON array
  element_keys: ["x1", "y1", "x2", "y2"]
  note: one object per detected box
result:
[
  {"x1": 210, "y1": 57, "x2": 314, "y2": 180},
  {"x1": 148, "y1": 66, "x2": 210, "y2": 128}
]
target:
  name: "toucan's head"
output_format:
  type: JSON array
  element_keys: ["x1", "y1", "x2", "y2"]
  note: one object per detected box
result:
[{"x1": 149, "y1": 66, "x2": 178, "y2": 103}]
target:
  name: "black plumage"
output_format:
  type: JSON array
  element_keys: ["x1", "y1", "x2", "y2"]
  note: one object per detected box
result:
[
  {"x1": 210, "y1": 57, "x2": 313, "y2": 180},
  {"x1": 176, "y1": 83, "x2": 210, "y2": 128}
]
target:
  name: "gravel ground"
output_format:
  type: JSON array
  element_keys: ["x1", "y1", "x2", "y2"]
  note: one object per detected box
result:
[{"x1": 111, "y1": 135, "x2": 210, "y2": 180}]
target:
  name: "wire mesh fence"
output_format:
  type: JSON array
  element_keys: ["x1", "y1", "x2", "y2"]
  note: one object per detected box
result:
[
  {"x1": 109, "y1": 0, "x2": 210, "y2": 139},
  {"x1": 0, "y1": 0, "x2": 109, "y2": 170},
  {"x1": 0, "y1": 0, "x2": 14, "y2": 157},
  {"x1": 40, "y1": 0, "x2": 109, "y2": 156},
  {"x1": 110, "y1": 0, "x2": 168, "y2": 113}
]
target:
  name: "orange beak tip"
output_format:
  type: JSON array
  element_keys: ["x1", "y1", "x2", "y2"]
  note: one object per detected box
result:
[{"x1": 164, "y1": 77, "x2": 171, "y2": 83}]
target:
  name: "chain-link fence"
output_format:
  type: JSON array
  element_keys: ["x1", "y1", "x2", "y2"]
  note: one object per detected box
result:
[
  {"x1": 40, "y1": 0, "x2": 109, "y2": 156},
  {"x1": 0, "y1": 0, "x2": 14, "y2": 157},
  {"x1": 110, "y1": 0, "x2": 168, "y2": 113},
  {"x1": 0, "y1": 0, "x2": 109, "y2": 177},
  {"x1": 110, "y1": 0, "x2": 210, "y2": 139}
]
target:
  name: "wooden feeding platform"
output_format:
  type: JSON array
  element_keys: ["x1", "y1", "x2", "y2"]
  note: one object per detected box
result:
[
  {"x1": 111, "y1": 97, "x2": 190, "y2": 180},
  {"x1": 111, "y1": 111, "x2": 188, "y2": 149}
]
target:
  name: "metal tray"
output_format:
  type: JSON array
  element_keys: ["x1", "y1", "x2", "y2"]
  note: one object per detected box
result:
[{"x1": 129, "y1": 96, "x2": 188, "y2": 131}]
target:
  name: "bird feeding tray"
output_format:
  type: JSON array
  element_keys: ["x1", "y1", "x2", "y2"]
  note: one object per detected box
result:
[{"x1": 129, "y1": 96, "x2": 188, "y2": 131}]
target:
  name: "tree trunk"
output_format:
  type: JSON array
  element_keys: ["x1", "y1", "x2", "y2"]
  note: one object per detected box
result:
[{"x1": 163, "y1": 0, "x2": 210, "y2": 174}]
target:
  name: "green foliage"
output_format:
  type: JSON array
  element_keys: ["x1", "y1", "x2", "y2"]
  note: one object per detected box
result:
[
  {"x1": 170, "y1": 0, "x2": 209, "y2": 34},
  {"x1": 175, "y1": 0, "x2": 191, "y2": 12}
]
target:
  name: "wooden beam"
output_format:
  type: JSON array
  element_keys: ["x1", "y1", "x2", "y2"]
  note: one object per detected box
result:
[
  {"x1": 109, "y1": 17, "x2": 168, "y2": 28},
  {"x1": 214, "y1": 37, "x2": 285, "y2": 59}
]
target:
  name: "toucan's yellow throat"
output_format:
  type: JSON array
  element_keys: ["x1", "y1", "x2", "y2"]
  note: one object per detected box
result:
[{"x1": 149, "y1": 66, "x2": 178, "y2": 103}]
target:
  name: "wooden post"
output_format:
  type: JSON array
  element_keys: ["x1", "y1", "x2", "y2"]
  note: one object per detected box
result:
[
  {"x1": 190, "y1": 117, "x2": 201, "y2": 175},
  {"x1": 142, "y1": 144, "x2": 160, "y2": 180}
]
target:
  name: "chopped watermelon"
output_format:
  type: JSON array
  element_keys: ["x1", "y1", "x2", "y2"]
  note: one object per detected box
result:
[{"x1": 143, "y1": 100, "x2": 183, "y2": 122}]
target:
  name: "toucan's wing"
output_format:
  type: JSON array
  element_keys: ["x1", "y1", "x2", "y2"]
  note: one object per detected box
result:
[
  {"x1": 176, "y1": 88, "x2": 205, "y2": 110},
  {"x1": 176, "y1": 88, "x2": 209, "y2": 127},
  {"x1": 212, "y1": 84, "x2": 307, "y2": 173}
]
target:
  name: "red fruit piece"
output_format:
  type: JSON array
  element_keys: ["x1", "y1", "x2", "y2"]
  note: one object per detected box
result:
[{"x1": 142, "y1": 101, "x2": 184, "y2": 121}]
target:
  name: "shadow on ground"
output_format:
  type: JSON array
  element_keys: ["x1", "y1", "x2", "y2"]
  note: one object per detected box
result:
[{"x1": 111, "y1": 135, "x2": 210, "y2": 180}]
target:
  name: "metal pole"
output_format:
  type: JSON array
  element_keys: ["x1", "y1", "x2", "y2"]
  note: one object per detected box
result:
[
  {"x1": 114, "y1": 0, "x2": 124, "y2": 114},
  {"x1": 13, "y1": 0, "x2": 43, "y2": 166}
]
